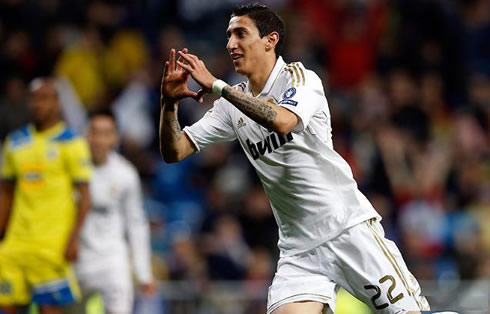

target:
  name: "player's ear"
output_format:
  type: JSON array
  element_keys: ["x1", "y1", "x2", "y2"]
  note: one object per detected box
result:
[{"x1": 266, "y1": 32, "x2": 279, "y2": 51}]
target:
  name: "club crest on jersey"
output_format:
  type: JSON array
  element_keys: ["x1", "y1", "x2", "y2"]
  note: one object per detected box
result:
[
  {"x1": 282, "y1": 87, "x2": 296, "y2": 99},
  {"x1": 237, "y1": 117, "x2": 247, "y2": 129},
  {"x1": 246, "y1": 132, "x2": 293, "y2": 160},
  {"x1": 46, "y1": 147, "x2": 58, "y2": 160}
]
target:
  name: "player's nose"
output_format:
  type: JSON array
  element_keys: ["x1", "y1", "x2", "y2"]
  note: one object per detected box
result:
[{"x1": 226, "y1": 37, "x2": 237, "y2": 52}]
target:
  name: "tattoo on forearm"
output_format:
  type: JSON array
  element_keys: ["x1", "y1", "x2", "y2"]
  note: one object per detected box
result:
[
  {"x1": 159, "y1": 102, "x2": 183, "y2": 158},
  {"x1": 166, "y1": 116, "x2": 182, "y2": 140},
  {"x1": 222, "y1": 86, "x2": 277, "y2": 128}
]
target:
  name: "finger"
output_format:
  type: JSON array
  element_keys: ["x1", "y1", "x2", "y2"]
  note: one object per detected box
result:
[
  {"x1": 169, "y1": 49, "x2": 176, "y2": 73},
  {"x1": 178, "y1": 51, "x2": 197, "y2": 67},
  {"x1": 183, "y1": 52, "x2": 199, "y2": 61},
  {"x1": 177, "y1": 60, "x2": 193, "y2": 73},
  {"x1": 176, "y1": 49, "x2": 188, "y2": 72},
  {"x1": 163, "y1": 61, "x2": 169, "y2": 77},
  {"x1": 184, "y1": 89, "x2": 199, "y2": 99}
]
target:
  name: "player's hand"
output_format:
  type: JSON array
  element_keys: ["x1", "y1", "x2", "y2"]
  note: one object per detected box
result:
[
  {"x1": 140, "y1": 280, "x2": 158, "y2": 296},
  {"x1": 177, "y1": 51, "x2": 217, "y2": 99},
  {"x1": 161, "y1": 48, "x2": 201, "y2": 104},
  {"x1": 64, "y1": 235, "x2": 79, "y2": 262}
]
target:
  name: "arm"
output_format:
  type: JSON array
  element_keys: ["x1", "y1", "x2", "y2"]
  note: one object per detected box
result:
[
  {"x1": 0, "y1": 180, "x2": 14, "y2": 240},
  {"x1": 65, "y1": 182, "x2": 90, "y2": 261},
  {"x1": 159, "y1": 49, "x2": 200, "y2": 163},
  {"x1": 123, "y1": 170, "x2": 154, "y2": 292},
  {"x1": 177, "y1": 52, "x2": 299, "y2": 135},
  {"x1": 159, "y1": 97, "x2": 196, "y2": 163},
  {"x1": 221, "y1": 86, "x2": 298, "y2": 135}
]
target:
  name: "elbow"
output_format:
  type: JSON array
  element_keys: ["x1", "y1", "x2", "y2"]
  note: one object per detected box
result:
[
  {"x1": 272, "y1": 122, "x2": 295, "y2": 136},
  {"x1": 161, "y1": 150, "x2": 183, "y2": 164},
  {"x1": 271, "y1": 109, "x2": 300, "y2": 136},
  {"x1": 163, "y1": 155, "x2": 179, "y2": 164}
]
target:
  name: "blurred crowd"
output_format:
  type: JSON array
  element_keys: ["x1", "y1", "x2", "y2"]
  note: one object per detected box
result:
[{"x1": 0, "y1": 0, "x2": 489, "y2": 309}]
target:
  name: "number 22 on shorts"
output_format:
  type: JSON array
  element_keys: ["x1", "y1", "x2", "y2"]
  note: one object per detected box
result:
[{"x1": 364, "y1": 274, "x2": 404, "y2": 310}]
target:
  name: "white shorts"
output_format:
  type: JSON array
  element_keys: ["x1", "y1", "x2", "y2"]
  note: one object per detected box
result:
[
  {"x1": 267, "y1": 219, "x2": 430, "y2": 314},
  {"x1": 75, "y1": 264, "x2": 133, "y2": 314}
]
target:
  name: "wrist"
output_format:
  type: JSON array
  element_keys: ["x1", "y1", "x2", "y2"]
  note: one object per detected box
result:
[
  {"x1": 162, "y1": 98, "x2": 178, "y2": 111},
  {"x1": 212, "y1": 79, "x2": 229, "y2": 97}
]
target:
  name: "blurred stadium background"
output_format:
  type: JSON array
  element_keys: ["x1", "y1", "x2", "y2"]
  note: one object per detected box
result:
[{"x1": 0, "y1": 0, "x2": 489, "y2": 313}]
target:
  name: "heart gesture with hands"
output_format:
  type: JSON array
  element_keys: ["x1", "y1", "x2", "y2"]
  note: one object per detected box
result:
[{"x1": 161, "y1": 48, "x2": 204, "y2": 104}]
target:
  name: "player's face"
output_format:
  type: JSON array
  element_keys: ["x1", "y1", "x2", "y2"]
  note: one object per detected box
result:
[
  {"x1": 226, "y1": 15, "x2": 269, "y2": 76},
  {"x1": 29, "y1": 82, "x2": 60, "y2": 125},
  {"x1": 87, "y1": 116, "x2": 118, "y2": 163}
]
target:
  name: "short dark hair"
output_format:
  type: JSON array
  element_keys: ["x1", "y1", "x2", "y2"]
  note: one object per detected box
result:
[
  {"x1": 231, "y1": 3, "x2": 286, "y2": 58},
  {"x1": 89, "y1": 108, "x2": 116, "y2": 123}
]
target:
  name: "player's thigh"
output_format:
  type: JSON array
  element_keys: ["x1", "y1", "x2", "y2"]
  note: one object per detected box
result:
[
  {"x1": 272, "y1": 300, "x2": 326, "y2": 314},
  {"x1": 62, "y1": 291, "x2": 92, "y2": 314},
  {"x1": 0, "y1": 247, "x2": 30, "y2": 306},
  {"x1": 267, "y1": 249, "x2": 337, "y2": 314},
  {"x1": 327, "y1": 219, "x2": 429, "y2": 313},
  {"x1": 98, "y1": 267, "x2": 133, "y2": 314},
  {"x1": 39, "y1": 305, "x2": 62, "y2": 314},
  {"x1": 26, "y1": 258, "x2": 80, "y2": 307}
]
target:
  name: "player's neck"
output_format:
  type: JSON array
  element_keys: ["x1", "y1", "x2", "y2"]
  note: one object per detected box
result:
[
  {"x1": 34, "y1": 117, "x2": 60, "y2": 132},
  {"x1": 248, "y1": 55, "x2": 277, "y2": 96},
  {"x1": 92, "y1": 155, "x2": 109, "y2": 166}
]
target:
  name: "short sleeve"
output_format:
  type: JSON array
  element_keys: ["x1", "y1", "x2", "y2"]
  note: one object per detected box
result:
[
  {"x1": 1, "y1": 139, "x2": 16, "y2": 181},
  {"x1": 64, "y1": 137, "x2": 92, "y2": 183},
  {"x1": 278, "y1": 66, "x2": 327, "y2": 133},
  {"x1": 183, "y1": 98, "x2": 236, "y2": 151}
]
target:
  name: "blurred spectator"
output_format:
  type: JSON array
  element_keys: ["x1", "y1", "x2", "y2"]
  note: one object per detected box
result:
[{"x1": 0, "y1": 75, "x2": 30, "y2": 141}]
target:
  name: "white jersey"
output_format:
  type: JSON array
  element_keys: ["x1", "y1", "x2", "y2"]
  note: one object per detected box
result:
[
  {"x1": 184, "y1": 57, "x2": 380, "y2": 257},
  {"x1": 76, "y1": 152, "x2": 152, "y2": 284}
]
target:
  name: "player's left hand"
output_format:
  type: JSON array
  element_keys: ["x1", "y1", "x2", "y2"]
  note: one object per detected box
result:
[
  {"x1": 64, "y1": 235, "x2": 79, "y2": 261},
  {"x1": 140, "y1": 279, "x2": 158, "y2": 296},
  {"x1": 177, "y1": 51, "x2": 217, "y2": 99}
]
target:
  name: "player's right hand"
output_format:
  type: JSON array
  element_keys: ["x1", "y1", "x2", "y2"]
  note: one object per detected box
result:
[{"x1": 161, "y1": 48, "x2": 201, "y2": 104}]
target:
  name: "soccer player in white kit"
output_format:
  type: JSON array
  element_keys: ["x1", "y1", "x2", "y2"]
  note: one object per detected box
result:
[
  {"x1": 159, "y1": 4, "x2": 430, "y2": 314},
  {"x1": 66, "y1": 110, "x2": 156, "y2": 314}
]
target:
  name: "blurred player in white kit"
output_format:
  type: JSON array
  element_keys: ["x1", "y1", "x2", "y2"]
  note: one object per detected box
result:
[
  {"x1": 65, "y1": 110, "x2": 156, "y2": 314},
  {"x1": 159, "y1": 3, "x2": 431, "y2": 314}
]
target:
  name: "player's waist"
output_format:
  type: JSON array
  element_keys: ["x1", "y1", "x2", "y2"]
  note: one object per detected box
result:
[{"x1": 274, "y1": 206, "x2": 380, "y2": 254}]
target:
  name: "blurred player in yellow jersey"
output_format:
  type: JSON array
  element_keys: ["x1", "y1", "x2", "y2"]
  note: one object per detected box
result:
[{"x1": 0, "y1": 78, "x2": 92, "y2": 314}]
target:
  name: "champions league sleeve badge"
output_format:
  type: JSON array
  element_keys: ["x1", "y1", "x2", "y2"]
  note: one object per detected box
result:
[
  {"x1": 283, "y1": 87, "x2": 296, "y2": 99},
  {"x1": 279, "y1": 87, "x2": 298, "y2": 106}
]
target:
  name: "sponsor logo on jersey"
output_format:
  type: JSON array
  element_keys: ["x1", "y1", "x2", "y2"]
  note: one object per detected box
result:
[
  {"x1": 0, "y1": 281, "x2": 12, "y2": 295},
  {"x1": 92, "y1": 205, "x2": 109, "y2": 215},
  {"x1": 246, "y1": 132, "x2": 293, "y2": 160},
  {"x1": 282, "y1": 87, "x2": 296, "y2": 99}
]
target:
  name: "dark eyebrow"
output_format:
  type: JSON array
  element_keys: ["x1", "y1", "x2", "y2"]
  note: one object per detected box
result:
[{"x1": 226, "y1": 27, "x2": 247, "y2": 38}]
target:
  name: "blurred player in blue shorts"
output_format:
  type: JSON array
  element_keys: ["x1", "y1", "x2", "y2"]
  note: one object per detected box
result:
[{"x1": 0, "y1": 78, "x2": 92, "y2": 314}]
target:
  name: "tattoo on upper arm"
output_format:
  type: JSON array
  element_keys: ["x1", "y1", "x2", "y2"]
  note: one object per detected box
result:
[{"x1": 222, "y1": 86, "x2": 277, "y2": 128}]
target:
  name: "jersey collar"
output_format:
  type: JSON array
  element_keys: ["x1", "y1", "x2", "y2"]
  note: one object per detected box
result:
[
  {"x1": 248, "y1": 56, "x2": 285, "y2": 98},
  {"x1": 30, "y1": 121, "x2": 66, "y2": 139}
]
